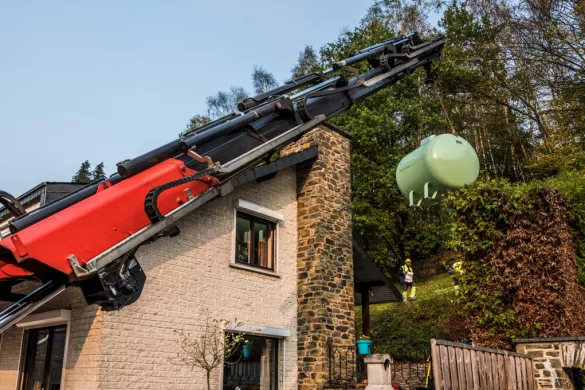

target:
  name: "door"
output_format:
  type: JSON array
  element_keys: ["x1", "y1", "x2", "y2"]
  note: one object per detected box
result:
[{"x1": 20, "y1": 325, "x2": 67, "y2": 390}]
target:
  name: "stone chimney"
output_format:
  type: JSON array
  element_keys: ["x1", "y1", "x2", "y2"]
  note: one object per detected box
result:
[{"x1": 282, "y1": 123, "x2": 355, "y2": 390}]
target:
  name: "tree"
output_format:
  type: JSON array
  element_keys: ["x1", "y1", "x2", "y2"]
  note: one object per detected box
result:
[
  {"x1": 180, "y1": 114, "x2": 212, "y2": 137},
  {"x1": 291, "y1": 45, "x2": 320, "y2": 76},
  {"x1": 252, "y1": 65, "x2": 278, "y2": 95},
  {"x1": 92, "y1": 162, "x2": 106, "y2": 181},
  {"x1": 205, "y1": 86, "x2": 248, "y2": 118},
  {"x1": 173, "y1": 309, "x2": 246, "y2": 390},
  {"x1": 72, "y1": 160, "x2": 92, "y2": 183}
]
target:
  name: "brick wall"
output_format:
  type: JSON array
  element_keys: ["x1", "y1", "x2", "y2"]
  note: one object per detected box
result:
[
  {"x1": 515, "y1": 337, "x2": 585, "y2": 389},
  {"x1": 282, "y1": 125, "x2": 354, "y2": 390},
  {"x1": 0, "y1": 326, "x2": 24, "y2": 389},
  {"x1": 0, "y1": 166, "x2": 298, "y2": 390}
]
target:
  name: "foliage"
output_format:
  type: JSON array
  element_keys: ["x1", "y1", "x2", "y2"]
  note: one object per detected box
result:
[
  {"x1": 445, "y1": 172, "x2": 585, "y2": 348},
  {"x1": 72, "y1": 160, "x2": 92, "y2": 184},
  {"x1": 181, "y1": 114, "x2": 212, "y2": 137},
  {"x1": 173, "y1": 309, "x2": 246, "y2": 390},
  {"x1": 252, "y1": 65, "x2": 278, "y2": 95},
  {"x1": 202, "y1": 66, "x2": 277, "y2": 120},
  {"x1": 314, "y1": 7, "x2": 452, "y2": 272},
  {"x1": 205, "y1": 86, "x2": 248, "y2": 118},
  {"x1": 72, "y1": 160, "x2": 107, "y2": 183},
  {"x1": 92, "y1": 162, "x2": 106, "y2": 181},
  {"x1": 356, "y1": 273, "x2": 465, "y2": 361},
  {"x1": 291, "y1": 45, "x2": 320, "y2": 77},
  {"x1": 548, "y1": 171, "x2": 585, "y2": 287},
  {"x1": 438, "y1": 0, "x2": 585, "y2": 178}
]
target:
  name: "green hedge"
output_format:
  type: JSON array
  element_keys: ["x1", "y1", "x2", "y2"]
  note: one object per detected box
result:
[{"x1": 445, "y1": 171, "x2": 585, "y2": 348}]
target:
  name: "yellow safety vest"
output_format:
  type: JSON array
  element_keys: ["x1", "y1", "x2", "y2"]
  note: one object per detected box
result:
[{"x1": 452, "y1": 261, "x2": 463, "y2": 274}]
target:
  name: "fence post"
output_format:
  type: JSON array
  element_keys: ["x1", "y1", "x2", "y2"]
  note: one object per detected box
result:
[{"x1": 431, "y1": 339, "x2": 441, "y2": 390}]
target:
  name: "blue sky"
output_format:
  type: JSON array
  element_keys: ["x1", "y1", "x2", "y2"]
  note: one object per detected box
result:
[{"x1": 1, "y1": 1, "x2": 375, "y2": 195}]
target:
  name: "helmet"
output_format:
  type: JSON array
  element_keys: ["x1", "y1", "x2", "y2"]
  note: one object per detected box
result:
[{"x1": 405, "y1": 258, "x2": 412, "y2": 264}]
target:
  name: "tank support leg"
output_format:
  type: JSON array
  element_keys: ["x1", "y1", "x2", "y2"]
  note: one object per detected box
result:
[{"x1": 424, "y1": 182, "x2": 438, "y2": 200}]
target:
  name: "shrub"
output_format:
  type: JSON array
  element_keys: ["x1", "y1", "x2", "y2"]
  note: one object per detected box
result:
[{"x1": 445, "y1": 172, "x2": 585, "y2": 348}]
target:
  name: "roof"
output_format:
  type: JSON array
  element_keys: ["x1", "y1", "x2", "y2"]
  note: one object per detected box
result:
[
  {"x1": 322, "y1": 122, "x2": 352, "y2": 139},
  {"x1": 353, "y1": 240, "x2": 402, "y2": 304},
  {"x1": 230, "y1": 146, "x2": 319, "y2": 188},
  {"x1": 0, "y1": 182, "x2": 87, "y2": 221}
]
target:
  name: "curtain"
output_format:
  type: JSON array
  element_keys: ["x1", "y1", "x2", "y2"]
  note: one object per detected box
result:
[{"x1": 259, "y1": 339, "x2": 273, "y2": 390}]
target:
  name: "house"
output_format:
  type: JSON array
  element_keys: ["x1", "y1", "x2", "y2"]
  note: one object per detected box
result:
[{"x1": 0, "y1": 125, "x2": 400, "y2": 390}]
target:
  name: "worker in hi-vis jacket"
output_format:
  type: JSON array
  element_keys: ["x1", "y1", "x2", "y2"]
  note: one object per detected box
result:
[
  {"x1": 449, "y1": 261, "x2": 464, "y2": 296},
  {"x1": 399, "y1": 258, "x2": 416, "y2": 302}
]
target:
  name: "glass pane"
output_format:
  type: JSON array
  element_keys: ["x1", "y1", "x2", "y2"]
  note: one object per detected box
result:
[
  {"x1": 253, "y1": 221, "x2": 271, "y2": 269},
  {"x1": 47, "y1": 327, "x2": 67, "y2": 390},
  {"x1": 235, "y1": 214, "x2": 251, "y2": 264},
  {"x1": 26, "y1": 329, "x2": 49, "y2": 390},
  {"x1": 223, "y1": 335, "x2": 278, "y2": 390}
]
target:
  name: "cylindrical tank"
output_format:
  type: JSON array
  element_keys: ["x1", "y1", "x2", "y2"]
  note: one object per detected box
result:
[{"x1": 396, "y1": 134, "x2": 479, "y2": 207}]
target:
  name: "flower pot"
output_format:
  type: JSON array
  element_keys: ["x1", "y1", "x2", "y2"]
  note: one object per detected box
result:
[
  {"x1": 242, "y1": 344, "x2": 251, "y2": 360},
  {"x1": 357, "y1": 339, "x2": 372, "y2": 355}
]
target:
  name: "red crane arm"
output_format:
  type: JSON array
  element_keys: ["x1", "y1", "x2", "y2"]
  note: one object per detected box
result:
[{"x1": 0, "y1": 159, "x2": 218, "y2": 279}]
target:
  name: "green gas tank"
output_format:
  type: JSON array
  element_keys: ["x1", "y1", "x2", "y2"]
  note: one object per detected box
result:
[{"x1": 396, "y1": 134, "x2": 479, "y2": 206}]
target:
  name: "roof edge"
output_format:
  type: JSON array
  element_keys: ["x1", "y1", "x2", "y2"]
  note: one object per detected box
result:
[{"x1": 322, "y1": 122, "x2": 352, "y2": 140}]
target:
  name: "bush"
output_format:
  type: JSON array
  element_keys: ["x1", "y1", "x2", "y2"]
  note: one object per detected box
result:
[
  {"x1": 445, "y1": 171, "x2": 585, "y2": 348},
  {"x1": 357, "y1": 287, "x2": 466, "y2": 361}
]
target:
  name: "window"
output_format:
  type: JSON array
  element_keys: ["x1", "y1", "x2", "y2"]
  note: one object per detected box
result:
[
  {"x1": 20, "y1": 325, "x2": 67, "y2": 390},
  {"x1": 235, "y1": 212, "x2": 276, "y2": 271},
  {"x1": 223, "y1": 335, "x2": 279, "y2": 390}
]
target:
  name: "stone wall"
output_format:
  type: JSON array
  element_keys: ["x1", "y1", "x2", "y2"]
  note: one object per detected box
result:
[
  {"x1": 282, "y1": 124, "x2": 355, "y2": 390},
  {"x1": 515, "y1": 337, "x2": 585, "y2": 389}
]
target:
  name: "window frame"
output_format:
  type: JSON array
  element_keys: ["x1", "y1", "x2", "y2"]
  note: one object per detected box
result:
[
  {"x1": 231, "y1": 200, "x2": 281, "y2": 277},
  {"x1": 222, "y1": 334, "x2": 280, "y2": 390},
  {"x1": 20, "y1": 325, "x2": 67, "y2": 390},
  {"x1": 220, "y1": 324, "x2": 290, "y2": 390},
  {"x1": 16, "y1": 310, "x2": 71, "y2": 390}
]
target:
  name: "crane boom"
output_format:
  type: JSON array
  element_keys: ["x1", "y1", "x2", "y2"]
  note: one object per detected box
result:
[{"x1": 0, "y1": 33, "x2": 445, "y2": 332}]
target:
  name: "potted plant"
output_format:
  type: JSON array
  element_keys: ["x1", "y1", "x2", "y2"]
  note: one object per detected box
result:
[{"x1": 357, "y1": 335, "x2": 372, "y2": 355}]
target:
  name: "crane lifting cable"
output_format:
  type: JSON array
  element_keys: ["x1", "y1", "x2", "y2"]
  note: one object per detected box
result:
[{"x1": 0, "y1": 32, "x2": 446, "y2": 332}]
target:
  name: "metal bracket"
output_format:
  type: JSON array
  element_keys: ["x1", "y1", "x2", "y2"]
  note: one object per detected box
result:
[
  {"x1": 218, "y1": 115, "x2": 326, "y2": 174},
  {"x1": 187, "y1": 148, "x2": 214, "y2": 168},
  {"x1": 409, "y1": 191, "x2": 422, "y2": 207},
  {"x1": 380, "y1": 54, "x2": 392, "y2": 72},
  {"x1": 247, "y1": 128, "x2": 269, "y2": 143},
  {"x1": 341, "y1": 65, "x2": 363, "y2": 85},
  {"x1": 424, "y1": 182, "x2": 438, "y2": 200},
  {"x1": 67, "y1": 254, "x2": 90, "y2": 278},
  {"x1": 184, "y1": 188, "x2": 194, "y2": 200}
]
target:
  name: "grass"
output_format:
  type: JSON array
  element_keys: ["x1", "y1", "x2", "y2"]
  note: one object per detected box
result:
[{"x1": 356, "y1": 272, "x2": 461, "y2": 360}]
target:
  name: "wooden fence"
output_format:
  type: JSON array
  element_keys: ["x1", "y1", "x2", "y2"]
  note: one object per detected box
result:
[{"x1": 431, "y1": 339, "x2": 536, "y2": 390}]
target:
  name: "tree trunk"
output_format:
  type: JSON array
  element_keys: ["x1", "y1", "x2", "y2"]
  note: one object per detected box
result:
[{"x1": 206, "y1": 371, "x2": 211, "y2": 390}]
